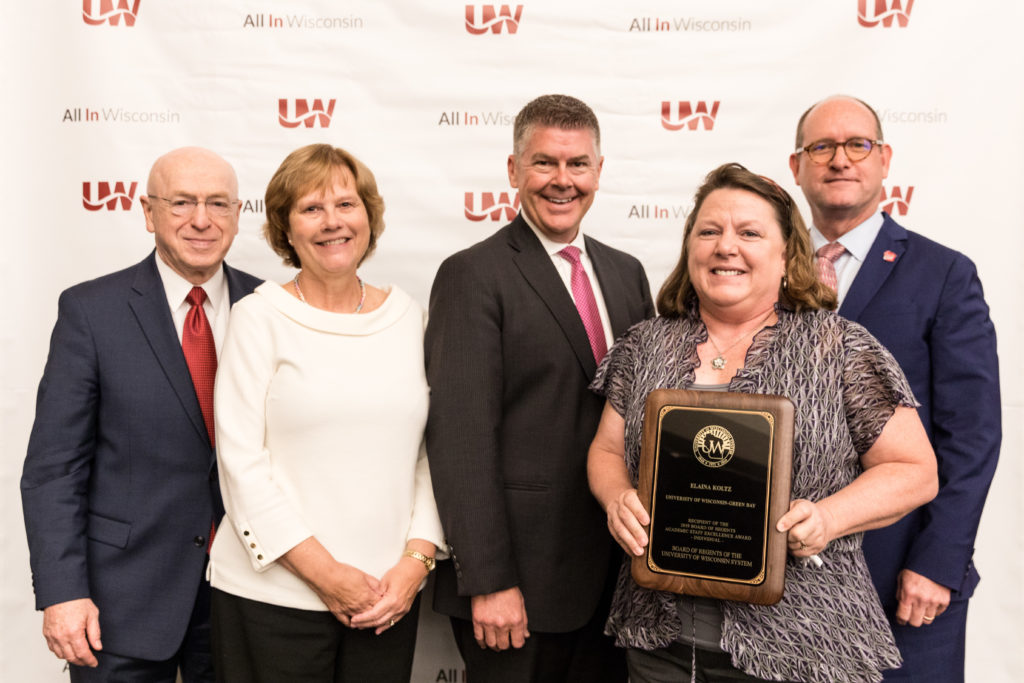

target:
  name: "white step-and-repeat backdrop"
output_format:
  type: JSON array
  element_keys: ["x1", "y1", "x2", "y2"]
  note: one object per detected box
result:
[{"x1": 3, "y1": 1, "x2": 1022, "y2": 681}]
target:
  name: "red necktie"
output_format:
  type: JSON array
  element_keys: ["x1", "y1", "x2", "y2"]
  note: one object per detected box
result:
[
  {"x1": 182, "y1": 286, "x2": 218, "y2": 551},
  {"x1": 557, "y1": 246, "x2": 608, "y2": 363},
  {"x1": 182, "y1": 286, "x2": 217, "y2": 447},
  {"x1": 816, "y1": 242, "x2": 847, "y2": 293}
]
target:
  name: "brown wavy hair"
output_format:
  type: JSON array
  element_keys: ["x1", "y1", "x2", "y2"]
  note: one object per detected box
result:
[
  {"x1": 263, "y1": 144, "x2": 385, "y2": 269},
  {"x1": 657, "y1": 163, "x2": 836, "y2": 317}
]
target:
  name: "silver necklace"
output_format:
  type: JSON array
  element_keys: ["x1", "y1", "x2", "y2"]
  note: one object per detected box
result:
[
  {"x1": 706, "y1": 309, "x2": 775, "y2": 370},
  {"x1": 292, "y1": 272, "x2": 365, "y2": 313}
]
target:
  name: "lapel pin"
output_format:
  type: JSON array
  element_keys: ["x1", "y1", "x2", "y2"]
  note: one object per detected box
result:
[{"x1": 883, "y1": 250, "x2": 898, "y2": 262}]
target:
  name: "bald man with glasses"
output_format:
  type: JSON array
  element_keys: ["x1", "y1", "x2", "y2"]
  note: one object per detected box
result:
[
  {"x1": 789, "y1": 95, "x2": 1000, "y2": 683},
  {"x1": 21, "y1": 147, "x2": 261, "y2": 682}
]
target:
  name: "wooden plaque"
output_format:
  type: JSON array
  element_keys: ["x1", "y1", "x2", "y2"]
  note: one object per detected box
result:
[{"x1": 632, "y1": 389, "x2": 794, "y2": 605}]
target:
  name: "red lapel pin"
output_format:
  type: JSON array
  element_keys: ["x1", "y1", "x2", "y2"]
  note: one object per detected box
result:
[{"x1": 883, "y1": 250, "x2": 898, "y2": 262}]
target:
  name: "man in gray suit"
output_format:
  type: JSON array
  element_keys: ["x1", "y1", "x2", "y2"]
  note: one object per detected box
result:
[{"x1": 426, "y1": 94, "x2": 654, "y2": 682}]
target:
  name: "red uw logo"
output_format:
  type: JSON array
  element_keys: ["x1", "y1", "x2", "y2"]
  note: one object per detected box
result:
[
  {"x1": 881, "y1": 185, "x2": 913, "y2": 216},
  {"x1": 465, "y1": 5, "x2": 523, "y2": 34},
  {"x1": 82, "y1": 0, "x2": 140, "y2": 26},
  {"x1": 83, "y1": 181, "x2": 138, "y2": 211},
  {"x1": 465, "y1": 191, "x2": 520, "y2": 221},
  {"x1": 278, "y1": 99, "x2": 336, "y2": 128},
  {"x1": 858, "y1": 0, "x2": 914, "y2": 27},
  {"x1": 661, "y1": 101, "x2": 720, "y2": 131}
]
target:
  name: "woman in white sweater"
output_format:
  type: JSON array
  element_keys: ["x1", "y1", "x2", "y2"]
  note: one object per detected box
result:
[{"x1": 209, "y1": 144, "x2": 445, "y2": 682}]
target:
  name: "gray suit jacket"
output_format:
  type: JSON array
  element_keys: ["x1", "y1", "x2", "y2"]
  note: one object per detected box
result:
[{"x1": 425, "y1": 216, "x2": 654, "y2": 632}]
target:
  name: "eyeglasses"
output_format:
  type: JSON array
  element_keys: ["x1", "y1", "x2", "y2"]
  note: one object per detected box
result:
[
  {"x1": 794, "y1": 138, "x2": 885, "y2": 164},
  {"x1": 149, "y1": 196, "x2": 239, "y2": 217}
]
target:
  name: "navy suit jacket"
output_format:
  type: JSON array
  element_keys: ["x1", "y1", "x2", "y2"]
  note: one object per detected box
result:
[
  {"x1": 425, "y1": 216, "x2": 654, "y2": 632},
  {"x1": 21, "y1": 251, "x2": 261, "y2": 661},
  {"x1": 841, "y1": 214, "x2": 1000, "y2": 612}
]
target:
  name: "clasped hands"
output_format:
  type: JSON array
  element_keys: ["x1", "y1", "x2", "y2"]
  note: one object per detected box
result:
[{"x1": 317, "y1": 559, "x2": 426, "y2": 635}]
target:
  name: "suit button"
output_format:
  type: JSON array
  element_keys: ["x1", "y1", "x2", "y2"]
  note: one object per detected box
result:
[{"x1": 193, "y1": 536, "x2": 206, "y2": 547}]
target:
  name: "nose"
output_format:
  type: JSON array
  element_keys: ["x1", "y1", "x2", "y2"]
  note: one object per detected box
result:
[
  {"x1": 323, "y1": 206, "x2": 343, "y2": 229},
  {"x1": 553, "y1": 162, "x2": 572, "y2": 186},
  {"x1": 715, "y1": 230, "x2": 738, "y2": 255},
  {"x1": 829, "y1": 144, "x2": 852, "y2": 169},
  {"x1": 191, "y1": 203, "x2": 212, "y2": 229}
]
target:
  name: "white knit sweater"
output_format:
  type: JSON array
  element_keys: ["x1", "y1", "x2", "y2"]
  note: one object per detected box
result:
[{"x1": 209, "y1": 282, "x2": 444, "y2": 611}]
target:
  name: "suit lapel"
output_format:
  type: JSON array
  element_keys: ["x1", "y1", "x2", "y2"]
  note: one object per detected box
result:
[
  {"x1": 507, "y1": 217, "x2": 598, "y2": 377},
  {"x1": 840, "y1": 214, "x2": 908, "y2": 322},
  {"x1": 128, "y1": 252, "x2": 210, "y2": 448},
  {"x1": 586, "y1": 236, "x2": 630, "y2": 338},
  {"x1": 224, "y1": 263, "x2": 254, "y2": 305}
]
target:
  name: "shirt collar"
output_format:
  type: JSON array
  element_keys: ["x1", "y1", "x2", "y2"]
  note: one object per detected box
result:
[
  {"x1": 521, "y1": 212, "x2": 588, "y2": 257},
  {"x1": 153, "y1": 251, "x2": 227, "y2": 311},
  {"x1": 809, "y1": 211, "x2": 884, "y2": 264}
]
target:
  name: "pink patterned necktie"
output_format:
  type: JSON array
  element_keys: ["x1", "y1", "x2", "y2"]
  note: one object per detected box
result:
[
  {"x1": 182, "y1": 286, "x2": 217, "y2": 447},
  {"x1": 816, "y1": 242, "x2": 847, "y2": 292},
  {"x1": 557, "y1": 246, "x2": 608, "y2": 363}
]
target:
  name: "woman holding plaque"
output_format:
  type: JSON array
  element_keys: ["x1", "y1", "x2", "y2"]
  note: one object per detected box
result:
[
  {"x1": 587, "y1": 163, "x2": 937, "y2": 683},
  {"x1": 209, "y1": 144, "x2": 444, "y2": 682}
]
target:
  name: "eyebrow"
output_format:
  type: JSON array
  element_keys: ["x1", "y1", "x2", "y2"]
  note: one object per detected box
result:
[{"x1": 169, "y1": 191, "x2": 232, "y2": 200}]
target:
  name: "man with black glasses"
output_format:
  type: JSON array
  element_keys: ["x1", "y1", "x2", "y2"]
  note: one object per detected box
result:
[{"x1": 789, "y1": 95, "x2": 1000, "y2": 683}]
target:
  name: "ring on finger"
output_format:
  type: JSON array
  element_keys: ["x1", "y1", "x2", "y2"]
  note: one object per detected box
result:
[
  {"x1": 923, "y1": 615, "x2": 934, "y2": 622},
  {"x1": 389, "y1": 619, "x2": 395, "y2": 627}
]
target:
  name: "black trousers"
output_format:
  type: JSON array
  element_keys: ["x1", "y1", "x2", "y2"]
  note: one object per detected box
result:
[
  {"x1": 626, "y1": 642, "x2": 788, "y2": 683},
  {"x1": 211, "y1": 588, "x2": 420, "y2": 683}
]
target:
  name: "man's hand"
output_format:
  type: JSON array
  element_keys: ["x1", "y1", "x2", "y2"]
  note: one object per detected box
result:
[
  {"x1": 42, "y1": 598, "x2": 102, "y2": 667},
  {"x1": 471, "y1": 587, "x2": 530, "y2": 651},
  {"x1": 896, "y1": 568, "x2": 951, "y2": 627}
]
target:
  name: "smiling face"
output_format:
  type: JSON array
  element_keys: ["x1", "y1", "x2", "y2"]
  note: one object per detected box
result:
[
  {"x1": 141, "y1": 147, "x2": 240, "y2": 285},
  {"x1": 507, "y1": 125, "x2": 603, "y2": 243},
  {"x1": 287, "y1": 167, "x2": 370, "y2": 282},
  {"x1": 789, "y1": 97, "x2": 891, "y2": 237},
  {"x1": 687, "y1": 188, "x2": 788, "y2": 320}
]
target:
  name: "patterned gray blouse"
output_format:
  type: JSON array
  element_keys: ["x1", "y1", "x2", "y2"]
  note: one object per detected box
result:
[{"x1": 592, "y1": 304, "x2": 916, "y2": 683}]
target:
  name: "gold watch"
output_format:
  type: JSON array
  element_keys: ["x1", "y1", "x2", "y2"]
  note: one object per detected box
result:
[{"x1": 403, "y1": 549, "x2": 436, "y2": 572}]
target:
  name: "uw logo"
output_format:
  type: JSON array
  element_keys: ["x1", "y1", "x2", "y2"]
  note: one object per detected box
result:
[
  {"x1": 661, "y1": 101, "x2": 720, "y2": 131},
  {"x1": 465, "y1": 5, "x2": 523, "y2": 34},
  {"x1": 465, "y1": 191, "x2": 520, "y2": 222},
  {"x1": 881, "y1": 185, "x2": 913, "y2": 216},
  {"x1": 692, "y1": 425, "x2": 735, "y2": 468},
  {"x1": 83, "y1": 181, "x2": 138, "y2": 211},
  {"x1": 858, "y1": 0, "x2": 914, "y2": 27},
  {"x1": 82, "y1": 0, "x2": 140, "y2": 26},
  {"x1": 278, "y1": 99, "x2": 336, "y2": 128}
]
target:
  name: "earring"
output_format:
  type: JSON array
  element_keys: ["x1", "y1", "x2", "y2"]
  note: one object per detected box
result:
[{"x1": 781, "y1": 274, "x2": 789, "y2": 290}]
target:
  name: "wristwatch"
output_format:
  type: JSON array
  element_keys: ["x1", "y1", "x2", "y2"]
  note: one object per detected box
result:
[{"x1": 403, "y1": 549, "x2": 436, "y2": 572}]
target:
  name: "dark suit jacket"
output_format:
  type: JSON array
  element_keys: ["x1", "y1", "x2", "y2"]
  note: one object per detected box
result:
[
  {"x1": 841, "y1": 214, "x2": 1000, "y2": 611},
  {"x1": 425, "y1": 216, "x2": 654, "y2": 633},
  {"x1": 21, "y1": 251, "x2": 261, "y2": 661}
]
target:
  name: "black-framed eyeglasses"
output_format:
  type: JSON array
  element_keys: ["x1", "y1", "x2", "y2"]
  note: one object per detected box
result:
[
  {"x1": 148, "y1": 196, "x2": 239, "y2": 217},
  {"x1": 794, "y1": 138, "x2": 885, "y2": 164}
]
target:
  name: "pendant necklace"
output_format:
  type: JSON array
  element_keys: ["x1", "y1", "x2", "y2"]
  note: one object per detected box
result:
[
  {"x1": 292, "y1": 271, "x2": 365, "y2": 313},
  {"x1": 706, "y1": 309, "x2": 775, "y2": 370}
]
